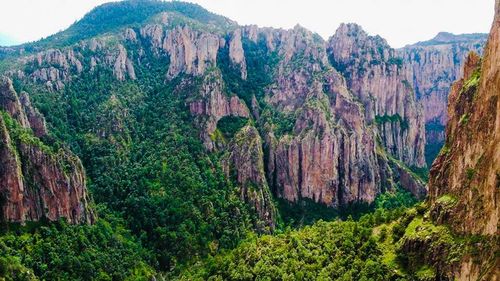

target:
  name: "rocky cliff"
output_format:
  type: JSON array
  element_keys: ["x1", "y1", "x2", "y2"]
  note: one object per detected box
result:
[
  {"x1": 398, "y1": 33, "x2": 487, "y2": 165},
  {"x1": 0, "y1": 77, "x2": 94, "y2": 224},
  {"x1": 328, "y1": 23, "x2": 426, "y2": 169},
  {"x1": 222, "y1": 125, "x2": 276, "y2": 230},
  {"x1": 1, "y1": 7, "x2": 429, "y2": 227},
  {"x1": 416, "y1": 1, "x2": 500, "y2": 278}
]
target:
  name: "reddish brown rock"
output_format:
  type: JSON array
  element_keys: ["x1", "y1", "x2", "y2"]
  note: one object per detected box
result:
[
  {"x1": 163, "y1": 26, "x2": 220, "y2": 78},
  {"x1": 398, "y1": 33, "x2": 486, "y2": 159},
  {"x1": 427, "y1": 1, "x2": 500, "y2": 278},
  {"x1": 328, "y1": 23, "x2": 426, "y2": 169},
  {"x1": 228, "y1": 29, "x2": 247, "y2": 79},
  {"x1": 223, "y1": 125, "x2": 276, "y2": 230},
  {"x1": 0, "y1": 77, "x2": 94, "y2": 224},
  {"x1": 187, "y1": 70, "x2": 249, "y2": 151}
]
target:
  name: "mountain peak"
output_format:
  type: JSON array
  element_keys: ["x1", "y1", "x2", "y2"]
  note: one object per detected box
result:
[{"x1": 26, "y1": 0, "x2": 235, "y2": 50}]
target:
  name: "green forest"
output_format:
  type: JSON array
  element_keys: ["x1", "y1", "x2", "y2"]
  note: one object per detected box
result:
[{"x1": 1, "y1": 1, "x2": 495, "y2": 281}]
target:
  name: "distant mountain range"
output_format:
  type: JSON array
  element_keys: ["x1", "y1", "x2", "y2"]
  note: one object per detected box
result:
[{"x1": 409, "y1": 31, "x2": 487, "y2": 46}]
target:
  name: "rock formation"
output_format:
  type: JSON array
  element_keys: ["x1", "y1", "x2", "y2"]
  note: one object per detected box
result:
[
  {"x1": 223, "y1": 125, "x2": 276, "y2": 230},
  {"x1": 163, "y1": 26, "x2": 221, "y2": 78},
  {"x1": 0, "y1": 77, "x2": 94, "y2": 224},
  {"x1": 398, "y1": 32, "x2": 486, "y2": 165},
  {"x1": 1, "y1": 8, "x2": 430, "y2": 227},
  {"x1": 228, "y1": 29, "x2": 247, "y2": 79},
  {"x1": 187, "y1": 70, "x2": 250, "y2": 151},
  {"x1": 425, "y1": 1, "x2": 500, "y2": 278},
  {"x1": 328, "y1": 23, "x2": 426, "y2": 169}
]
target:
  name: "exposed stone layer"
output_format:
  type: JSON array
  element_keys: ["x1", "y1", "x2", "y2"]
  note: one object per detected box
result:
[
  {"x1": 0, "y1": 77, "x2": 94, "y2": 224},
  {"x1": 427, "y1": 1, "x2": 500, "y2": 278},
  {"x1": 328, "y1": 23, "x2": 426, "y2": 168},
  {"x1": 2, "y1": 13, "x2": 430, "y2": 225},
  {"x1": 223, "y1": 126, "x2": 276, "y2": 230},
  {"x1": 398, "y1": 33, "x2": 486, "y2": 161}
]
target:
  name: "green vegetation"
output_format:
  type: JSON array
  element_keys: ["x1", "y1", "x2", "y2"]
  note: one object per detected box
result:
[
  {"x1": 276, "y1": 187, "x2": 418, "y2": 228},
  {"x1": 22, "y1": 0, "x2": 234, "y2": 51},
  {"x1": 463, "y1": 68, "x2": 481, "y2": 93},
  {"x1": 397, "y1": 216, "x2": 465, "y2": 276},
  {"x1": 178, "y1": 216, "x2": 403, "y2": 280},
  {"x1": 375, "y1": 114, "x2": 409, "y2": 131},
  {"x1": 410, "y1": 166, "x2": 430, "y2": 182},
  {"x1": 466, "y1": 168, "x2": 476, "y2": 180},
  {"x1": 424, "y1": 120, "x2": 445, "y2": 166},
  {"x1": 0, "y1": 1, "x2": 461, "y2": 280},
  {"x1": 388, "y1": 57, "x2": 404, "y2": 68},
  {"x1": 459, "y1": 113, "x2": 470, "y2": 125},
  {"x1": 0, "y1": 214, "x2": 154, "y2": 281},
  {"x1": 217, "y1": 116, "x2": 249, "y2": 139},
  {"x1": 10, "y1": 45, "x2": 254, "y2": 277},
  {"x1": 0, "y1": 111, "x2": 53, "y2": 155}
]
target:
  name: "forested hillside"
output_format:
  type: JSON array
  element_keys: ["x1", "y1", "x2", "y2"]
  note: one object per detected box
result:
[{"x1": 0, "y1": 1, "x2": 497, "y2": 280}]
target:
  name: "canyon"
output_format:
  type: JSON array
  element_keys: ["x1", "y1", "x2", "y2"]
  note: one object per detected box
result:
[{"x1": 0, "y1": 1, "x2": 497, "y2": 280}]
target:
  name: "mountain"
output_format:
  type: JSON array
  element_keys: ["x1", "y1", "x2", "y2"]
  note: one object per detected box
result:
[
  {"x1": 181, "y1": 2, "x2": 500, "y2": 279},
  {"x1": 0, "y1": 76, "x2": 94, "y2": 224},
  {"x1": 398, "y1": 33, "x2": 487, "y2": 166},
  {"x1": 0, "y1": 0, "x2": 497, "y2": 280},
  {"x1": 1, "y1": 1, "x2": 428, "y2": 226},
  {"x1": 425, "y1": 3, "x2": 500, "y2": 277}
]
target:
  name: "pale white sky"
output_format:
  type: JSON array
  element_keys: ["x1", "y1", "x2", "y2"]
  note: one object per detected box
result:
[{"x1": 0, "y1": 0, "x2": 495, "y2": 47}]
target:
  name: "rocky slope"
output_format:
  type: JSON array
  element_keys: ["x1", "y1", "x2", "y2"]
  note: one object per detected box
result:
[
  {"x1": 328, "y1": 23, "x2": 426, "y2": 169},
  {"x1": 0, "y1": 2, "x2": 429, "y2": 228},
  {"x1": 0, "y1": 77, "x2": 94, "y2": 224},
  {"x1": 403, "y1": 1, "x2": 499, "y2": 279},
  {"x1": 398, "y1": 33, "x2": 487, "y2": 165}
]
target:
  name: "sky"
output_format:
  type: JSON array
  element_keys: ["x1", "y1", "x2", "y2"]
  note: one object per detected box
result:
[{"x1": 0, "y1": 0, "x2": 495, "y2": 48}]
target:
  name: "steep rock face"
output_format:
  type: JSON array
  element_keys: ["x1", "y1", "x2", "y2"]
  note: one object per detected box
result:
[
  {"x1": 163, "y1": 25, "x2": 221, "y2": 78},
  {"x1": 398, "y1": 33, "x2": 486, "y2": 165},
  {"x1": 0, "y1": 77, "x2": 94, "y2": 224},
  {"x1": 256, "y1": 26, "x2": 386, "y2": 207},
  {"x1": 228, "y1": 29, "x2": 247, "y2": 79},
  {"x1": 18, "y1": 92, "x2": 47, "y2": 138},
  {"x1": 187, "y1": 70, "x2": 250, "y2": 151},
  {"x1": 399, "y1": 36, "x2": 485, "y2": 126},
  {"x1": 328, "y1": 23, "x2": 426, "y2": 169},
  {"x1": 0, "y1": 77, "x2": 30, "y2": 128},
  {"x1": 112, "y1": 44, "x2": 136, "y2": 81},
  {"x1": 427, "y1": 1, "x2": 500, "y2": 278},
  {"x1": 223, "y1": 125, "x2": 276, "y2": 229},
  {"x1": 2, "y1": 10, "x2": 429, "y2": 223}
]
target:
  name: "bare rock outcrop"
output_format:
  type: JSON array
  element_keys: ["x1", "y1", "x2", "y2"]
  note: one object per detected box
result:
[
  {"x1": 228, "y1": 29, "x2": 247, "y2": 79},
  {"x1": 0, "y1": 77, "x2": 94, "y2": 224},
  {"x1": 398, "y1": 33, "x2": 486, "y2": 164},
  {"x1": 328, "y1": 23, "x2": 426, "y2": 168},
  {"x1": 163, "y1": 26, "x2": 220, "y2": 78},
  {"x1": 112, "y1": 44, "x2": 136, "y2": 81},
  {"x1": 187, "y1": 70, "x2": 249, "y2": 151},
  {"x1": 427, "y1": 1, "x2": 500, "y2": 278},
  {"x1": 223, "y1": 125, "x2": 276, "y2": 230},
  {"x1": 254, "y1": 26, "x2": 387, "y2": 207}
]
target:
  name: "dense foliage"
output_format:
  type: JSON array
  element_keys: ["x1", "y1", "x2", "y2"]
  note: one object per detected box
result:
[
  {"x1": 23, "y1": 0, "x2": 234, "y2": 51},
  {"x1": 0, "y1": 2, "x2": 438, "y2": 280},
  {"x1": 178, "y1": 206, "x2": 422, "y2": 280},
  {"x1": 0, "y1": 214, "x2": 154, "y2": 281},
  {"x1": 13, "y1": 43, "x2": 253, "y2": 275}
]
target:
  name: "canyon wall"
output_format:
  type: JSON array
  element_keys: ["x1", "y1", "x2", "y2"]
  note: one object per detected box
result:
[
  {"x1": 427, "y1": 1, "x2": 500, "y2": 278},
  {"x1": 0, "y1": 77, "x2": 94, "y2": 224},
  {"x1": 398, "y1": 33, "x2": 487, "y2": 165}
]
